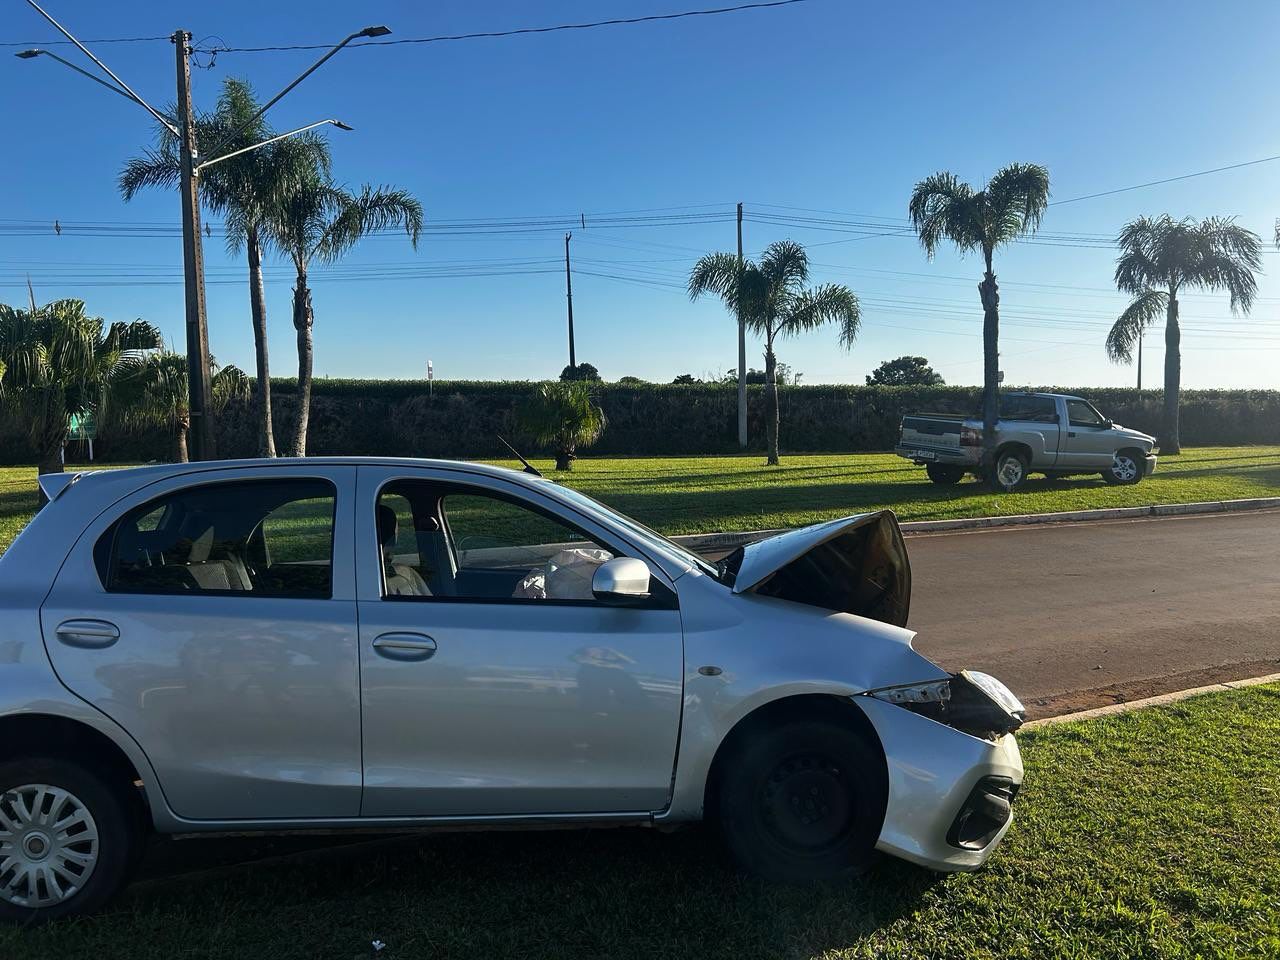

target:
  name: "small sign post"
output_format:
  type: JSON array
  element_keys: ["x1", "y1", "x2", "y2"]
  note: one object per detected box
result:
[
  {"x1": 68, "y1": 412, "x2": 97, "y2": 462},
  {"x1": 427, "y1": 359, "x2": 434, "y2": 399}
]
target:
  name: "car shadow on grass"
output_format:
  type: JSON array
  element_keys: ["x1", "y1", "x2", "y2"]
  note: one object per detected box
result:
[{"x1": 106, "y1": 827, "x2": 942, "y2": 958}]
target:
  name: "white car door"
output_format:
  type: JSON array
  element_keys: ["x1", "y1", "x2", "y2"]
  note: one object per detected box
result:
[
  {"x1": 39, "y1": 465, "x2": 362, "y2": 821},
  {"x1": 1059, "y1": 398, "x2": 1116, "y2": 469},
  {"x1": 354, "y1": 466, "x2": 684, "y2": 818}
]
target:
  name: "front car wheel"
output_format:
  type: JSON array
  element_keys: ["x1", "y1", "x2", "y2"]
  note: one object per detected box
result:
[
  {"x1": 716, "y1": 719, "x2": 886, "y2": 882},
  {"x1": 1102, "y1": 450, "x2": 1143, "y2": 485}
]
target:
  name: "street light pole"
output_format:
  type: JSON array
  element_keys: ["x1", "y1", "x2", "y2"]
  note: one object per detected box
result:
[
  {"x1": 173, "y1": 29, "x2": 215, "y2": 461},
  {"x1": 19, "y1": 2, "x2": 383, "y2": 463}
]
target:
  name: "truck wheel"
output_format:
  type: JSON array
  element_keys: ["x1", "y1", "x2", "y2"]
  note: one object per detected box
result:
[
  {"x1": 0, "y1": 758, "x2": 139, "y2": 923},
  {"x1": 925, "y1": 464, "x2": 965, "y2": 485},
  {"x1": 991, "y1": 449, "x2": 1029, "y2": 492},
  {"x1": 716, "y1": 719, "x2": 885, "y2": 883},
  {"x1": 1102, "y1": 450, "x2": 1143, "y2": 486}
]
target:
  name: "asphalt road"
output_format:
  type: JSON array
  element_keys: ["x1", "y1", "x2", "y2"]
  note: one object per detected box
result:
[{"x1": 904, "y1": 511, "x2": 1280, "y2": 715}]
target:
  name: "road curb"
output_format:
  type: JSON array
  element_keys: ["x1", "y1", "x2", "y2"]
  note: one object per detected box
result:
[
  {"x1": 670, "y1": 496, "x2": 1280, "y2": 553},
  {"x1": 1023, "y1": 671, "x2": 1280, "y2": 728}
]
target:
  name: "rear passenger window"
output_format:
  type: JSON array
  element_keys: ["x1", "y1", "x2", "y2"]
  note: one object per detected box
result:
[{"x1": 98, "y1": 479, "x2": 336, "y2": 599}]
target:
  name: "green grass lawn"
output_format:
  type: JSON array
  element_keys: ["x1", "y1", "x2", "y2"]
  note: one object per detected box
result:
[
  {"x1": 5, "y1": 683, "x2": 1277, "y2": 960},
  {"x1": 3, "y1": 445, "x2": 1279, "y2": 551}
]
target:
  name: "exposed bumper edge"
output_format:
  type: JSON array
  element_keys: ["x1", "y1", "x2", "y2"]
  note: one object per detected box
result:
[
  {"x1": 1145, "y1": 454, "x2": 1158, "y2": 476},
  {"x1": 893, "y1": 445, "x2": 976, "y2": 467},
  {"x1": 853, "y1": 696, "x2": 1023, "y2": 872}
]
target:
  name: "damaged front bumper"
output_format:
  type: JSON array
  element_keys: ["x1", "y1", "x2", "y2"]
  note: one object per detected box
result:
[{"x1": 854, "y1": 671, "x2": 1025, "y2": 871}]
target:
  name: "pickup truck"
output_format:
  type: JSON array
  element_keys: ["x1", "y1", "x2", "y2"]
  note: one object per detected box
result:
[{"x1": 895, "y1": 392, "x2": 1157, "y2": 491}]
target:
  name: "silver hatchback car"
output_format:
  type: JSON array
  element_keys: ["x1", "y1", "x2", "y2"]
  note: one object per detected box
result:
[{"x1": 0, "y1": 458, "x2": 1024, "y2": 921}]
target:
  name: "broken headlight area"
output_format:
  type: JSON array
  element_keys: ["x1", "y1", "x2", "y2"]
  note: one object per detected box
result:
[{"x1": 865, "y1": 670, "x2": 1025, "y2": 738}]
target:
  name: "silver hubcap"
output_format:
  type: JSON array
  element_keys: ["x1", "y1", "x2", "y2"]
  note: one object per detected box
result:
[
  {"x1": 998, "y1": 457, "x2": 1023, "y2": 487},
  {"x1": 1113, "y1": 455, "x2": 1138, "y2": 482},
  {"x1": 0, "y1": 784, "x2": 99, "y2": 908}
]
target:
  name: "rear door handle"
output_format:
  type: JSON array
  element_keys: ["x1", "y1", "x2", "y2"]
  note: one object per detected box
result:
[
  {"x1": 372, "y1": 632, "x2": 437, "y2": 662},
  {"x1": 55, "y1": 619, "x2": 120, "y2": 649},
  {"x1": 1068, "y1": 431, "x2": 1078, "y2": 438}
]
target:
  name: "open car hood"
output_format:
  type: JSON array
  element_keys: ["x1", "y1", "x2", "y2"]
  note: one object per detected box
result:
[{"x1": 727, "y1": 511, "x2": 911, "y2": 627}]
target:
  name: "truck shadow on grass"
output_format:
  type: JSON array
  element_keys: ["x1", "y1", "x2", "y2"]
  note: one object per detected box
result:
[{"x1": 94, "y1": 827, "x2": 942, "y2": 958}]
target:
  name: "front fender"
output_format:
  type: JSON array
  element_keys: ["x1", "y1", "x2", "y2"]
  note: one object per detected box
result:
[{"x1": 659, "y1": 579, "x2": 946, "y2": 822}]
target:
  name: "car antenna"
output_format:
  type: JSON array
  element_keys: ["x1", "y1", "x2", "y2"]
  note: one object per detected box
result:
[{"x1": 497, "y1": 435, "x2": 543, "y2": 478}]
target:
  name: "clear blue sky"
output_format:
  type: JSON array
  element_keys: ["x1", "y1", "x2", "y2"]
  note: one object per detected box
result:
[{"x1": 4, "y1": 0, "x2": 1280, "y2": 388}]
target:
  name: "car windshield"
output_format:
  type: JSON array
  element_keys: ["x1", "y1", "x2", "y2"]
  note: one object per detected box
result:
[{"x1": 543, "y1": 482, "x2": 722, "y2": 580}]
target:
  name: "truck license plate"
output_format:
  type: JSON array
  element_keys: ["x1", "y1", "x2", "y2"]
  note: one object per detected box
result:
[{"x1": 915, "y1": 450, "x2": 937, "y2": 460}]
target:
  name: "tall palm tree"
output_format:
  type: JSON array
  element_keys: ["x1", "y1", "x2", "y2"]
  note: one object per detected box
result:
[
  {"x1": 0, "y1": 298, "x2": 161, "y2": 476},
  {"x1": 1106, "y1": 215, "x2": 1260, "y2": 454},
  {"x1": 264, "y1": 176, "x2": 423, "y2": 456},
  {"x1": 119, "y1": 78, "x2": 330, "y2": 458},
  {"x1": 689, "y1": 240, "x2": 861, "y2": 465},
  {"x1": 908, "y1": 164, "x2": 1051, "y2": 472},
  {"x1": 110, "y1": 352, "x2": 249, "y2": 463},
  {"x1": 518, "y1": 381, "x2": 607, "y2": 471}
]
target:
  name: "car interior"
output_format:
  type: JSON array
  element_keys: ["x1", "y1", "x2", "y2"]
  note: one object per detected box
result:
[
  {"x1": 99, "y1": 479, "x2": 335, "y2": 599},
  {"x1": 377, "y1": 480, "x2": 616, "y2": 602}
]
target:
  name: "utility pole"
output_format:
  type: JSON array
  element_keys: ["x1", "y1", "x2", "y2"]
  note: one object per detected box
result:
[
  {"x1": 173, "y1": 29, "x2": 215, "y2": 461},
  {"x1": 564, "y1": 231, "x2": 576, "y2": 369},
  {"x1": 1136, "y1": 334, "x2": 1143, "y2": 391},
  {"x1": 736, "y1": 202, "x2": 747, "y2": 448}
]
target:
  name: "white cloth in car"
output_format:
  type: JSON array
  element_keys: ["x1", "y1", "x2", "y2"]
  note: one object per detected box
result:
[{"x1": 513, "y1": 547, "x2": 612, "y2": 600}]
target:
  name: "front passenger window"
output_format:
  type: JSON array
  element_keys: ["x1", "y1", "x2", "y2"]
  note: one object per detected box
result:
[{"x1": 1067, "y1": 400, "x2": 1105, "y2": 428}]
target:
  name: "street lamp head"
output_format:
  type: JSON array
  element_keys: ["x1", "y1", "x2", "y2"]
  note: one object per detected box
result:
[
  {"x1": 15, "y1": 48, "x2": 44, "y2": 59},
  {"x1": 331, "y1": 120, "x2": 354, "y2": 131},
  {"x1": 358, "y1": 25, "x2": 391, "y2": 38}
]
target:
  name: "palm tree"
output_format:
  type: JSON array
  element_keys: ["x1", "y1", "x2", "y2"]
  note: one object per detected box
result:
[
  {"x1": 689, "y1": 240, "x2": 861, "y2": 465},
  {"x1": 264, "y1": 175, "x2": 423, "y2": 456},
  {"x1": 908, "y1": 164, "x2": 1051, "y2": 471},
  {"x1": 0, "y1": 298, "x2": 161, "y2": 476},
  {"x1": 120, "y1": 78, "x2": 330, "y2": 458},
  {"x1": 518, "y1": 381, "x2": 607, "y2": 471},
  {"x1": 111, "y1": 352, "x2": 249, "y2": 463},
  {"x1": 1106, "y1": 215, "x2": 1260, "y2": 454}
]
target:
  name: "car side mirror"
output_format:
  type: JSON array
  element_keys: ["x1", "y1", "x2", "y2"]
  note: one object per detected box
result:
[
  {"x1": 592, "y1": 557, "x2": 651, "y2": 604},
  {"x1": 1102, "y1": 419, "x2": 1113, "y2": 429}
]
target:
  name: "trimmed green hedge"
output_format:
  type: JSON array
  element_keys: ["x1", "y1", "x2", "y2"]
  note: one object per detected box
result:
[{"x1": 5, "y1": 380, "x2": 1279, "y2": 464}]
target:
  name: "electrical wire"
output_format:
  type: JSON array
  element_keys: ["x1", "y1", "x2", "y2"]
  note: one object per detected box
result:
[{"x1": 199, "y1": 1, "x2": 814, "y2": 54}]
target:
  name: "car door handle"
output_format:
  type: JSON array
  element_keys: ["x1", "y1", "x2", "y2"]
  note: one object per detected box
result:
[
  {"x1": 371, "y1": 633, "x2": 437, "y2": 661},
  {"x1": 55, "y1": 619, "x2": 120, "y2": 649},
  {"x1": 1068, "y1": 431, "x2": 1077, "y2": 438}
]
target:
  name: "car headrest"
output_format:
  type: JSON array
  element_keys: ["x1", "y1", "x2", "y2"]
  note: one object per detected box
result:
[
  {"x1": 187, "y1": 526, "x2": 216, "y2": 563},
  {"x1": 377, "y1": 503, "x2": 398, "y2": 547}
]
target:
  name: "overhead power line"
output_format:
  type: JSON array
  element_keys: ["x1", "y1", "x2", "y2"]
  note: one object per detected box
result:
[
  {"x1": 0, "y1": 34, "x2": 170, "y2": 47},
  {"x1": 197, "y1": 0, "x2": 814, "y2": 54},
  {"x1": 1050, "y1": 153, "x2": 1280, "y2": 205}
]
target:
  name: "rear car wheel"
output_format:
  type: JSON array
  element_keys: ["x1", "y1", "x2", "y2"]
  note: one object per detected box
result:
[
  {"x1": 1102, "y1": 450, "x2": 1143, "y2": 485},
  {"x1": 716, "y1": 719, "x2": 885, "y2": 883},
  {"x1": 991, "y1": 449, "x2": 1029, "y2": 492},
  {"x1": 925, "y1": 464, "x2": 966, "y2": 486},
  {"x1": 0, "y1": 758, "x2": 138, "y2": 923}
]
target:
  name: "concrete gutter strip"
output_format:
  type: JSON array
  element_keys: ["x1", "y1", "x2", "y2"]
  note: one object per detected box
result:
[
  {"x1": 1023, "y1": 671, "x2": 1280, "y2": 729},
  {"x1": 670, "y1": 496, "x2": 1280, "y2": 553}
]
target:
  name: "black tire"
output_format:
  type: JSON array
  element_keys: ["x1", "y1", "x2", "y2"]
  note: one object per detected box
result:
[
  {"x1": 0, "y1": 758, "x2": 139, "y2": 924},
  {"x1": 1102, "y1": 449, "x2": 1144, "y2": 486},
  {"x1": 990, "y1": 448, "x2": 1029, "y2": 492},
  {"x1": 716, "y1": 719, "x2": 886, "y2": 883},
  {"x1": 925, "y1": 464, "x2": 965, "y2": 486}
]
